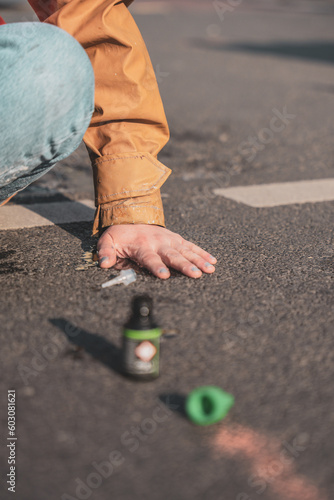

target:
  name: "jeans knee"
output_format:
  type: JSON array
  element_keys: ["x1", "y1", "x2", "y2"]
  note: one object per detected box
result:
[
  {"x1": 0, "y1": 22, "x2": 94, "y2": 164},
  {"x1": 2, "y1": 22, "x2": 93, "y2": 81},
  {"x1": 37, "y1": 23, "x2": 94, "y2": 101},
  {"x1": 0, "y1": 22, "x2": 95, "y2": 181},
  {"x1": 0, "y1": 22, "x2": 94, "y2": 127}
]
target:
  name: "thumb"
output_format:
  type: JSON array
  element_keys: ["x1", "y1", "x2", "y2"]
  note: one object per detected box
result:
[{"x1": 97, "y1": 230, "x2": 117, "y2": 269}]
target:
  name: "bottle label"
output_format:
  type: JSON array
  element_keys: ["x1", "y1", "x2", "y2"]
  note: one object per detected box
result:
[{"x1": 123, "y1": 337, "x2": 160, "y2": 376}]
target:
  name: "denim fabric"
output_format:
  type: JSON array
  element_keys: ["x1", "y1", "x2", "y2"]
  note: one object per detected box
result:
[{"x1": 0, "y1": 22, "x2": 95, "y2": 202}]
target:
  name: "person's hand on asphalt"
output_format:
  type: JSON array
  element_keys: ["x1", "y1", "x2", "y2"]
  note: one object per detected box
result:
[{"x1": 97, "y1": 224, "x2": 217, "y2": 279}]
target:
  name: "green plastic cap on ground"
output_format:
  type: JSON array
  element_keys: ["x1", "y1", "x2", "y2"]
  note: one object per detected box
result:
[{"x1": 185, "y1": 386, "x2": 235, "y2": 426}]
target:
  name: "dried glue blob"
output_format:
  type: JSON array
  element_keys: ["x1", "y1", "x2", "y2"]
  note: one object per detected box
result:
[{"x1": 185, "y1": 386, "x2": 234, "y2": 426}]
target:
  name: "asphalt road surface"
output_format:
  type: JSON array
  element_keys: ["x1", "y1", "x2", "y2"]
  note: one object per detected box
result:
[{"x1": 1, "y1": 1, "x2": 334, "y2": 499}]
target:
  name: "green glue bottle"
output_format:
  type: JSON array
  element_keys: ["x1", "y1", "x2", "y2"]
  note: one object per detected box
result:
[{"x1": 122, "y1": 295, "x2": 161, "y2": 380}]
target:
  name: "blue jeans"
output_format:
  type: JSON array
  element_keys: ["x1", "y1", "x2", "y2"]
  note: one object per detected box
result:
[{"x1": 0, "y1": 22, "x2": 95, "y2": 202}]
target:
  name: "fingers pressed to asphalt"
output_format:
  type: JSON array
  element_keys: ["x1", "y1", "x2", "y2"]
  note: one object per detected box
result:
[
  {"x1": 182, "y1": 240, "x2": 217, "y2": 264},
  {"x1": 176, "y1": 245, "x2": 215, "y2": 274},
  {"x1": 97, "y1": 232, "x2": 117, "y2": 268},
  {"x1": 138, "y1": 251, "x2": 171, "y2": 279},
  {"x1": 159, "y1": 247, "x2": 203, "y2": 278}
]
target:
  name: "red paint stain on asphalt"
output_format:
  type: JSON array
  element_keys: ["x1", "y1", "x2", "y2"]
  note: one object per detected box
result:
[{"x1": 212, "y1": 424, "x2": 327, "y2": 500}]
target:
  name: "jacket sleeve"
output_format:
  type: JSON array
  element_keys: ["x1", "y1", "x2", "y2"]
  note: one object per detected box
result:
[{"x1": 28, "y1": 0, "x2": 171, "y2": 235}]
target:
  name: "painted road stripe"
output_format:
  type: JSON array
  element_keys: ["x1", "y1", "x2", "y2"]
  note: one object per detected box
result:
[
  {"x1": 213, "y1": 178, "x2": 334, "y2": 207},
  {"x1": 0, "y1": 200, "x2": 95, "y2": 230},
  {"x1": 213, "y1": 424, "x2": 327, "y2": 500}
]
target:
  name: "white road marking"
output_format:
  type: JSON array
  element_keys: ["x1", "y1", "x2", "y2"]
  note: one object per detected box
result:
[
  {"x1": 0, "y1": 200, "x2": 95, "y2": 230},
  {"x1": 213, "y1": 178, "x2": 334, "y2": 207}
]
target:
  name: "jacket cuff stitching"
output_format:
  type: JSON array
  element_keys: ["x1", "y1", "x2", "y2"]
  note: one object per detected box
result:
[
  {"x1": 95, "y1": 155, "x2": 146, "y2": 163},
  {"x1": 101, "y1": 204, "x2": 163, "y2": 212}
]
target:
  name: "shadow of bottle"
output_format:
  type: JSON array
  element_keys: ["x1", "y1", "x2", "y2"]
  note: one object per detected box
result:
[{"x1": 49, "y1": 317, "x2": 122, "y2": 375}]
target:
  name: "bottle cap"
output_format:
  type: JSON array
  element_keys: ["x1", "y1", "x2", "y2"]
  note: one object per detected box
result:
[
  {"x1": 125, "y1": 295, "x2": 159, "y2": 331},
  {"x1": 101, "y1": 269, "x2": 136, "y2": 288},
  {"x1": 185, "y1": 386, "x2": 234, "y2": 426}
]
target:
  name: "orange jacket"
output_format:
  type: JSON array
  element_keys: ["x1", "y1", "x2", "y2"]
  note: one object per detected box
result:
[{"x1": 28, "y1": 0, "x2": 171, "y2": 235}]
